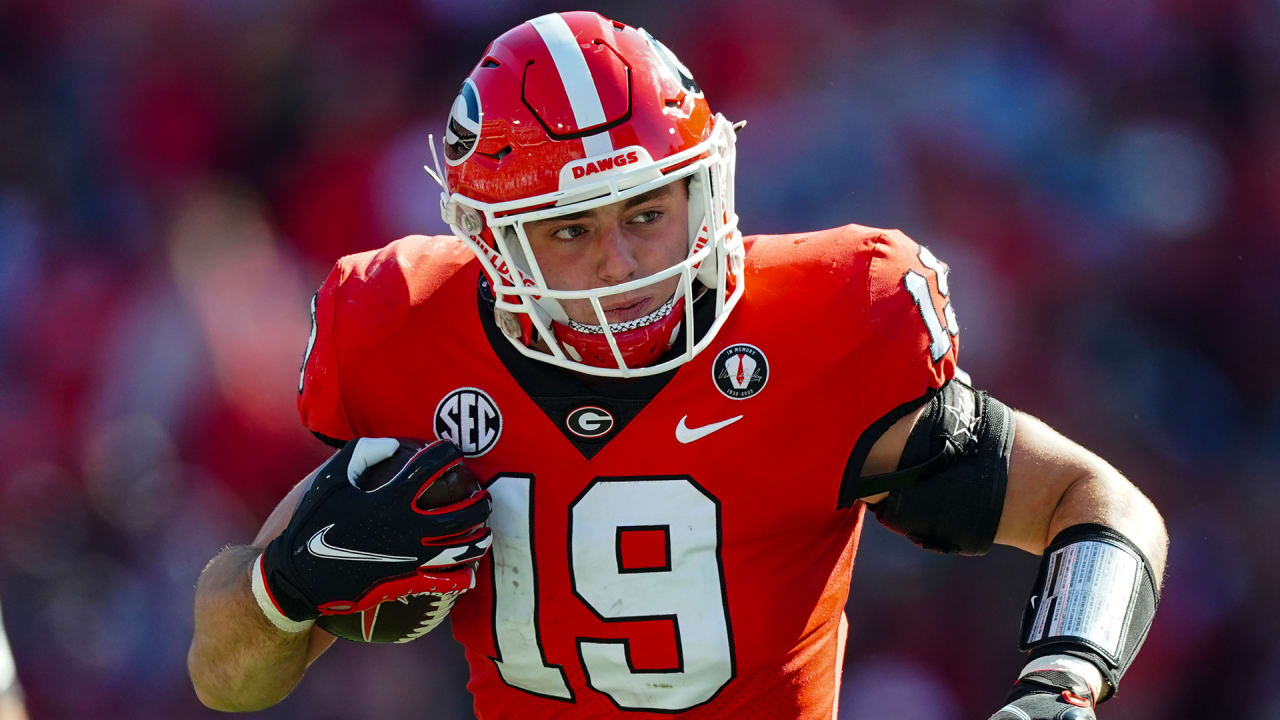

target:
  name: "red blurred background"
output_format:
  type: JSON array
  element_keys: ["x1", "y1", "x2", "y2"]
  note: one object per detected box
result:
[{"x1": 0, "y1": 0, "x2": 1277, "y2": 718}]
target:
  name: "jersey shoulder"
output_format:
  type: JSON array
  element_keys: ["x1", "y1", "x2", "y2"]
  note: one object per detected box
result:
[
  {"x1": 743, "y1": 223, "x2": 883, "y2": 281},
  {"x1": 326, "y1": 234, "x2": 476, "y2": 346},
  {"x1": 297, "y1": 235, "x2": 478, "y2": 442},
  {"x1": 744, "y1": 224, "x2": 960, "y2": 489},
  {"x1": 854, "y1": 225, "x2": 957, "y2": 360},
  {"x1": 743, "y1": 223, "x2": 946, "y2": 331},
  {"x1": 858, "y1": 224, "x2": 958, "y2": 405},
  {"x1": 742, "y1": 223, "x2": 926, "y2": 297}
]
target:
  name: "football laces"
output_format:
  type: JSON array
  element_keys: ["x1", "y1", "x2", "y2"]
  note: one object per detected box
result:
[{"x1": 396, "y1": 591, "x2": 463, "y2": 643}]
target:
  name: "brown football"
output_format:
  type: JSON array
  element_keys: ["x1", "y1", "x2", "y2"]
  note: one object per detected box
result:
[
  {"x1": 317, "y1": 591, "x2": 463, "y2": 643},
  {"x1": 316, "y1": 438, "x2": 480, "y2": 643},
  {"x1": 414, "y1": 458, "x2": 482, "y2": 509}
]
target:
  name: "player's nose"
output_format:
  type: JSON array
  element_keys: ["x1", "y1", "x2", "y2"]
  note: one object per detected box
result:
[{"x1": 595, "y1": 222, "x2": 639, "y2": 285}]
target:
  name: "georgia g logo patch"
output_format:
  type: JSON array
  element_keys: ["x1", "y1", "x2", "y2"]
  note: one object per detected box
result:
[
  {"x1": 444, "y1": 78, "x2": 482, "y2": 165},
  {"x1": 565, "y1": 405, "x2": 615, "y2": 439}
]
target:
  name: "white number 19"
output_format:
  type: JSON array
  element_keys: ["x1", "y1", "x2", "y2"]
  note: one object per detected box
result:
[{"x1": 486, "y1": 475, "x2": 734, "y2": 711}]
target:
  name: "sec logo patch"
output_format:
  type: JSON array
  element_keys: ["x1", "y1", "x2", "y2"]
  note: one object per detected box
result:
[
  {"x1": 712, "y1": 344, "x2": 768, "y2": 399},
  {"x1": 434, "y1": 387, "x2": 502, "y2": 456}
]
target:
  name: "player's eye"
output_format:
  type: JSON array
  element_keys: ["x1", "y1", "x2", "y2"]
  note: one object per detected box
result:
[
  {"x1": 552, "y1": 225, "x2": 588, "y2": 241},
  {"x1": 630, "y1": 209, "x2": 663, "y2": 225}
]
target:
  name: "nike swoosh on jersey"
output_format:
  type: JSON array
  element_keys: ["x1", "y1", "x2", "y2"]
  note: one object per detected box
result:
[
  {"x1": 675, "y1": 414, "x2": 744, "y2": 444},
  {"x1": 306, "y1": 525, "x2": 419, "y2": 563}
]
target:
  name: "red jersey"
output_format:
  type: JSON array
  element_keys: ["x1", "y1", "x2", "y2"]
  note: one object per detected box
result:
[{"x1": 298, "y1": 225, "x2": 958, "y2": 719}]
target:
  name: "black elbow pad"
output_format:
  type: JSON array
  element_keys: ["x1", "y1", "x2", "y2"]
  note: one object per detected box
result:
[{"x1": 869, "y1": 379, "x2": 1015, "y2": 555}]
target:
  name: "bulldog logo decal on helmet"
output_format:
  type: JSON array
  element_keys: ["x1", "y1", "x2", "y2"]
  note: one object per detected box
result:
[
  {"x1": 444, "y1": 79, "x2": 482, "y2": 165},
  {"x1": 645, "y1": 31, "x2": 702, "y2": 98}
]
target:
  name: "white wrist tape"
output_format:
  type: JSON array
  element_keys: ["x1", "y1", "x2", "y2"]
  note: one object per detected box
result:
[
  {"x1": 1019, "y1": 654, "x2": 1104, "y2": 701},
  {"x1": 250, "y1": 553, "x2": 314, "y2": 634}
]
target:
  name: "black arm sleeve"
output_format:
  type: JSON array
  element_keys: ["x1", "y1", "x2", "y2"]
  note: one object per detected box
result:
[{"x1": 867, "y1": 379, "x2": 1015, "y2": 555}]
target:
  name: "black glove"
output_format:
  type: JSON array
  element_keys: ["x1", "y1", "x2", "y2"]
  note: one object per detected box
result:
[
  {"x1": 254, "y1": 437, "x2": 492, "y2": 624},
  {"x1": 988, "y1": 670, "x2": 1097, "y2": 720}
]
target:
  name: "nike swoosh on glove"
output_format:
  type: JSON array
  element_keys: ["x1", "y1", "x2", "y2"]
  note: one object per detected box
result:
[
  {"x1": 255, "y1": 438, "x2": 492, "y2": 625},
  {"x1": 989, "y1": 670, "x2": 1097, "y2": 720}
]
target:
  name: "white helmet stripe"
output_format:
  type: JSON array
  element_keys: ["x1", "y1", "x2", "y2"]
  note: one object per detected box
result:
[{"x1": 528, "y1": 13, "x2": 615, "y2": 157}]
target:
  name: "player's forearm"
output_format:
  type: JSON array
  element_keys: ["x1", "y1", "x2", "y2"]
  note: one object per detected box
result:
[{"x1": 188, "y1": 545, "x2": 312, "y2": 711}]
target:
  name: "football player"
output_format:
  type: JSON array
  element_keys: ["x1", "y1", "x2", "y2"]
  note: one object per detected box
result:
[{"x1": 188, "y1": 12, "x2": 1166, "y2": 720}]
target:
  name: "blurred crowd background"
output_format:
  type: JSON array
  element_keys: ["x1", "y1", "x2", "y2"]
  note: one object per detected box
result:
[{"x1": 0, "y1": 0, "x2": 1276, "y2": 718}]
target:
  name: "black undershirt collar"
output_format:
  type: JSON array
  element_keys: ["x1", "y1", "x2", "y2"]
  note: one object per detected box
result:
[{"x1": 476, "y1": 276, "x2": 714, "y2": 459}]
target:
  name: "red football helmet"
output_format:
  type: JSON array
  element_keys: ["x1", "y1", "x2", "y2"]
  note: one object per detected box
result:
[{"x1": 432, "y1": 11, "x2": 744, "y2": 378}]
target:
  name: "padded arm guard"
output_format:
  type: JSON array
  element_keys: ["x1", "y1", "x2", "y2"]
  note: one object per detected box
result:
[
  {"x1": 1020, "y1": 523, "x2": 1160, "y2": 700},
  {"x1": 865, "y1": 379, "x2": 1015, "y2": 555}
]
